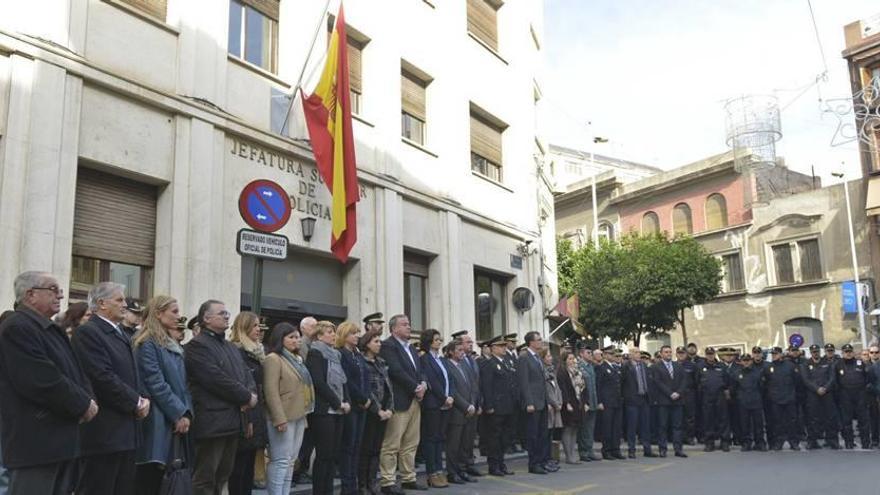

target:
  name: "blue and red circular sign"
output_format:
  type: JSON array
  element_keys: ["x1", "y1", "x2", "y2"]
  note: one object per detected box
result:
[
  {"x1": 789, "y1": 333, "x2": 804, "y2": 348},
  {"x1": 238, "y1": 180, "x2": 291, "y2": 233}
]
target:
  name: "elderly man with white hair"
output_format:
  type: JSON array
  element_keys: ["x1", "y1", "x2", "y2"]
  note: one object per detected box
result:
[
  {"x1": 0, "y1": 271, "x2": 97, "y2": 495},
  {"x1": 71, "y1": 281, "x2": 150, "y2": 495}
]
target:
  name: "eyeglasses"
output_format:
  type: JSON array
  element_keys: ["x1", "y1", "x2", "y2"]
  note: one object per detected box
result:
[
  {"x1": 208, "y1": 311, "x2": 231, "y2": 318},
  {"x1": 870, "y1": 351, "x2": 880, "y2": 355},
  {"x1": 31, "y1": 286, "x2": 63, "y2": 296}
]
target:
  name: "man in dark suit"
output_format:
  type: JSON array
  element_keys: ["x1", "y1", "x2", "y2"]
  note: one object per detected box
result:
[
  {"x1": 622, "y1": 347, "x2": 654, "y2": 458},
  {"x1": 444, "y1": 339, "x2": 478, "y2": 484},
  {"x1": 0, "y1": 272, "x2": 97, "y2": 495},
  {"x1": 517, "y1": 331, "x2": 553, "y2": 474},
  {"x1": 450, "y1": 330, "x2": 483, "y2": 478},
  {"x1": 480, "y1": 336, "x2": 517, "y2": 476},
  {"x1": 72, "y1": 282, "x2": 151, "y2": 494},
  {"x1": 378, "y1": 315, "x2": 428, "y2": 494},
  {"x1": 650, "y1": 345, "x2": 688, "y2": 457},
  {"x1": 596, "y1": 347, "x2": 624, "y2": 460}
]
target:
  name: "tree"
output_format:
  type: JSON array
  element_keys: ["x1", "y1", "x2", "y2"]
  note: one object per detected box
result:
[{"x1": 570, "y1": 233, "x2": 721, "y2": 346}]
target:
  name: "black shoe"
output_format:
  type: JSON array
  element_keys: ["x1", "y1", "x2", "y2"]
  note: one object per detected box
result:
[
  {"x1": 501, "y1": 465, "x2": 515, "y2": 476},
  {"x1": 489, "y1": 469, "x2": 505, "y2": 477},
  {"x1": 612, "y1": 452, "x2": 626, "y2": 460},
  {"x1": 674, "y1": 451, "x2": 688, "y2": 458},
  {"x1": 401, "y1": 481, "x2": 429, "y2": 491},
  {"x1": 380, "y1": 485, "x2": 405, "y2": 495},
  {"x1": 528, "y1": 466, "x2": 548, "y2": 475},
  {"x1": 459, "y1": 473, "x2": 476, "y2": 483},
  {"x1": 603, "y1": 453, "x2": 616, "y2": 460},
  {"x1": 703, "y1": 444, "x2": 715, "y2": 452},
  {"x1": 741, "y1": 444, "x2": 752, "y2": 452},
  {"x1": 845, "y1": 441, "x2": 855, "y2": 450},
  {"x1": 579, "y1": 455, "x2": 592, "y2": 462},
  {"x1": 543, "y1": 463, "x2": 559, "y2": 473},
  {"x1": 465, "y1": 467, "x2": 484, "y2": 477},
  {"x1": 447, "y1": 474, "x2": 466, "y2": 485},
  {"x1": 644, "y1": 451, "x2": 658, "y2": 458},
  {"x1": 807, "y1": 441, "x2": 820, "y2": 450},
  {"x1": 828, "y1": 442, "x2": 841, "y2": 450},
  {"x1": 294, "y1": 472, "x2": 313, "y2": 484},
  {"x1": 790, "y1": 444, "x2": 801, "y2": 451},
  {"x1": 627, "y1": 452, "x2": 636, "y2": 459},
  {"x1": 658, "y1": 451, "x2": 667, "y2": 458},
  {"x1": 756, "y1": 444, "x2": 768, "y2": 452},
  {"x1": 720, "y1": 443, "x2": 730, "y2": 452}
]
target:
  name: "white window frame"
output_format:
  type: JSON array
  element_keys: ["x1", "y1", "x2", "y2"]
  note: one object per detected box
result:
[
  {"x1": 765, "y1": 234, "x2": 823, "y2": 287},
  {"x1": 714, "y1": 248, "x2": 745, "y2": 293}
]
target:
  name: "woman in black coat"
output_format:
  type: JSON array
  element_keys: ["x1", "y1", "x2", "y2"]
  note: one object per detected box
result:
[
  {"x1": 557, "y1": 350, "x2": 587, "y2": 464},
  {"x1": 337, "y1": 321, "x2": 370, "y2": 495},
  {"x1": 306, "y1": 321, "x2": 351, "y2": 495},
  {"x1": 228, "y1": 312, "x2": 269, "y2": 495},
  {"x1": 358, "y1": 330, "x2": 394, "y2": 494}
]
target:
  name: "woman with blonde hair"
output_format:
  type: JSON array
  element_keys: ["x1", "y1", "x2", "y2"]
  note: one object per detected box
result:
[
  {"x1": 336, "y1": 322, "x2": 369, "y2": 495},
  {"x1": 228, "y1": 311, "x2": 268, "y2": 495},
  {"x1": 133, "y1": 295, "x2": 193, "y2": 495},
  {"x1": 306, "y1": 320, "x2": 351, "y2": 495}
]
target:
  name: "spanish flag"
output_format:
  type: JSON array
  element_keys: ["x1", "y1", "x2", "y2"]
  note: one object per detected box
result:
[{"x1": 301, "y1": 5, "x2": 358, "y2": 263}]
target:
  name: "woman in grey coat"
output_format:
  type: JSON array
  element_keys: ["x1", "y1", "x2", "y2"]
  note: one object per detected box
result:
[{"x1": 133, "y1": 295, "x2": 193, "y2": 495}]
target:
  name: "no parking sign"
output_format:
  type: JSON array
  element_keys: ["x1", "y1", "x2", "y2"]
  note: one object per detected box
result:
[{"x1": 238, "y1": 180, "x2": 291, "y2": 233}]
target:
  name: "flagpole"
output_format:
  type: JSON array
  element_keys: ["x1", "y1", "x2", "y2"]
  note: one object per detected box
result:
[{"x1": 281, "y1": 0, "x2": 335, "y2": 135}]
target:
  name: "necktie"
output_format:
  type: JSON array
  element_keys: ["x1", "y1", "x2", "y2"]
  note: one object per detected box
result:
[
  {"x1": 666, "y1": 361, "x2": 674, "y2": 378},
  {"x1": 636, "y1": 363, "x2": 647, "y2": 395}
]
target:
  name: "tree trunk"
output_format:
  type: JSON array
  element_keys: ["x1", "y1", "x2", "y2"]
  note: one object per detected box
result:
[{"x1": 678, "y1": 309, "x2": 688, "y2": 346}]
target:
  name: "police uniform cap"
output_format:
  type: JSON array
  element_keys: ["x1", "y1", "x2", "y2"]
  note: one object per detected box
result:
[
  {"x1": 675, "y1": 346, "x2": 687, "y2": 353},
  {"x1": 487, "y1": 335, "x2": 506, "y2": 346},
  {"x1": 704, "y1": 347, "x2": 716, "y2": 355},
  {"x1": 516, "y1": 343, "x2": 527, "y2": 352},
  {"x1": 362, "y1": 312, "x2": 384, "y2": 324},
  {"x1": 788, "y1": 345, "x2": 800, "y2": 352},
  {"x1": 640, "y1": 351, "x2": 652, "y2": 359},
  {"x1": 741, "y1": 354, "x2": 753, "y2": 361},
  {"x1": 504, "y1": 333, "x2": 518, "y2": 342},
  {"x1": 124, "y1": 298, "x2": 143, "y2": 314},
  {"x1": 770, "y1": 346, "x2": 783, "y2": 354},
  {"x1": 258, "y1": 316, "x2": 269, "y2": 331},
  {"x1": 809, "y1": 344, "x2": 821, "y2": 352},
  {"x1": 576, "y1": 341, "x2": 592, "y2": 352},
  {"x1": 717, "y1": 347, "x2": 734, "y2": 356},
  {"x1": 751, "y1": 346, "x2": 763, "y2": 354},
  {"x1": 686, "y1": 342, "x2": 697, "y2": 349},
  {"x1": 186, "y1": 316, "x2": 200, "y2": 330},
  {"x1": 824, "y1": 343, "x2": 835, "y2": 351},
  {"x1": 841, "y1": 343, "x2": 854, "y2": 352},
  {"x1": 176, "y1": 316, "x2": 188, "y2": 330},
  {"x1": 602, "y1": 345, "x2": 616, "y2": 353},
  {"x1": 451, "y1": 330, "x2": 468, "y2": 339}
]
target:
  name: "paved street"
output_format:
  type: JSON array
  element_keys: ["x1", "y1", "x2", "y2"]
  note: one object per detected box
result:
[{"x1": 268, "y1": 446, "x2": 878, "y2": 495}]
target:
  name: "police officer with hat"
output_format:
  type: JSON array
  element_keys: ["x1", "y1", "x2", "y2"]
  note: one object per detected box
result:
[
  {"x1": 834, "y1": 343, "x2": 871, "y2": 449},
  {"x1": 730, "y1": 353, "x2": 766, "y2": 451},
  {"x1": 675, "y1": 346, "x2": 698, "y2": 444},
  {"x1": 363, "y1": 312, "x2": 384, "y2": 335},
  {"x1": 801, "y1": 344, "x2": 840, "y2": 449},
  {"x1": 764, "y1": 347, "x2": 800, "y2": 450},
  {"x1": 121, "y1": 297, "x2": 143, "y2": 337},
  {"x1": 698, "y1": 347, "x2": 731, "y2": 452},
  {"x1": 480, "y1": 336, "x2": 517, "y2": 476},
  {"x1": 596, "y1": 346, "x2": 624, "y2": 459}
]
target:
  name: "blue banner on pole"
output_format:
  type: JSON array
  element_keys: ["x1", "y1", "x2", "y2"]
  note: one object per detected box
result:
[{"x1": 842, "y1": 281, "x2": 857, "y2": 314}]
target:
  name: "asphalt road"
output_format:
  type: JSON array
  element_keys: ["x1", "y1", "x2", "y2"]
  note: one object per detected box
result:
[{"x1": 266, "y1": 445, "x2": 878, "y2": 495}]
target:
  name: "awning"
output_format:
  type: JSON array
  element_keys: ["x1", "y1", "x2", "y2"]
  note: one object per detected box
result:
[{"x1": 867, "y1": 177, "x2": 880, "y2": 216}]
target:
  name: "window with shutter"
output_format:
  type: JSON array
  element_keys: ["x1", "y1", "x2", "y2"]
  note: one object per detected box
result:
[
  {"x1": 722, "y1": 252, "x2": 745, "y2": 292},
  {"x1": 470, "y1": 111, "x2": 503, "y2": 181},
  {"x1": 797, "y1": 239, "x2": 822, "y2": 281},
  {"x1": 474, "y1": 269, "x2": 508, "y2": 342},
  {"x1": 705, "y1": 193, "x2": 728, "y2": 230},
  {"x1": 672, "y1": 203, "x2": 693, "y2": 235},
  {"x1": 467, "y1": 0, "x2": 499, "y2": 51},
  {"x1": 772, "y1": 244, "x2": 795, "y2": 285},
  {"x1": 401, "y1": 71, "x2": 427, "y2": 145},
  {"x1": 404, "y1": 251, "x2": 431, "y2": 332},
  {"x1": 118, "y1": 0, "x2": 168, "y2": 21},
  {"x1": 228, "y1": 0, "x2": 279, "y2": 73},
  {"x1": 642, "y1": 212, "x2": 660, "y2": 234},
  {"x1": 348, "y1": 40, "x2": 363, "y2": 113}
]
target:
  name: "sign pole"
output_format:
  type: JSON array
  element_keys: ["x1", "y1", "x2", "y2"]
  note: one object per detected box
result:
[{"x1": 252, "y1": 257, "x2": 264, "y2": 316}]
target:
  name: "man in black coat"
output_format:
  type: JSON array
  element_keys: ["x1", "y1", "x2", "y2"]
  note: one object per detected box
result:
[
  {"x1": 517, "y1": 331, "x2": 553, "y2": 474},
  {"x1": 0, "y1": 271, "x2": 97, "y2": 495},
  {"x1": 596, "y1": 347, "x2": 624, "y2": 460},
  {"x1": 453, "y1": 331, "x2": 483, "y2": 478},
  {"x1": 834, "y1": 343, "x2": 871, "y2": 449},
  {"x1": 480, "y1": 336, "x2": 517, "y2": 476},
  {"x1": 185, "y1": 300, "x2": 257, "y2": 495},
  {"x1": 72, "y1": 282, "x2": 151, "y2": 494},
  {"x1": 698, "y1": 348, "x2": 730, "y2": 452},
  {"x1": 730, "y1": 354, "x2": 766, "y2": 451},
  {"x1": 763, "y1": 347, "x2": 800, "y2": 450},
  {"x1": 801, "y1": 344, "x2": 839, "y2": 449},
  {"x1": 444, "y1": 339, "x2": 478, "y2": 484},
  {"x1": 650, "y1": 345, "x2": 687, "y2": 457},
  {"x1": 622, "y1": 347, "x2": 653, "y2": 459},
  {"x1": 378, "y1": 314, "x2": 427, "y2": 494}
]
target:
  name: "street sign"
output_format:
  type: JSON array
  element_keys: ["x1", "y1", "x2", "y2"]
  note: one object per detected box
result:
[
  {"x1": 238, "y1": 180, "x2": 292, "y2": 233},
  {"x1": 237, "y1": 229, "x2": 289, "y2": 261},
  {"x1": 789, "y1": 333, "x2": 804, "y2": 348},
  {"x1": 842, "y1": 281, "x2": 857, "y2": 314}
]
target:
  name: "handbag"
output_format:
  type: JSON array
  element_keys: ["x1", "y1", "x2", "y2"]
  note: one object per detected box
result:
[{"x1": 160, "y1": 433, "x2": 193, "y2": 495}]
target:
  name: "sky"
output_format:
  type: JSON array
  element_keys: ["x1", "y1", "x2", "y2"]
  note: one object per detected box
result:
[{"x1": 543, "y1": 0, "x2": 879, "y2": 184}]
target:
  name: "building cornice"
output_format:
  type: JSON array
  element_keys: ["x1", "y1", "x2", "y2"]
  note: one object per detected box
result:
[{"x1": 609, "y1": 155, "x2": 738, "y2": 206}]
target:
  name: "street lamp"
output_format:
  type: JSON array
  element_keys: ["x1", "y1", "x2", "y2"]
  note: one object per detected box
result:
[
  {"x1": 832, "y1": 170, "x2": 868, "y2": 348},
  {"x1": 590, "y1": 133, "x2": 609, "y2": 249}
]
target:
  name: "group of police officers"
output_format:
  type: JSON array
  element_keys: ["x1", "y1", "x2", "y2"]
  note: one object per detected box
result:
[{"x1": 469, "y1": 334, "x2": 880, "y2": 474}]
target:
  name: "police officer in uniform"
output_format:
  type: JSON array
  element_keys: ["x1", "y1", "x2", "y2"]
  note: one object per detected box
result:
[
  {"x1": 718, "y1": 347, "x2": 741, "y2": 446},
  {"x1": 363, "y1": 312, "x2": 385, "y2": 335},
  {"x1": 834, "y1": 343, "x2": 871, "y2": 449},
  {"x1": 787, "y1": 345, "x2": 808, "y2": 444},
  {"x1": 675, "y1": 347, "x2": 697, "y2": 445},
  {"x1": 801, "y1": 344, "x2": 839, "y2": 449},
  {"x1": 764, "y1": 347, "x2": 800, "y2": 450},
  {"x1": 596, "y1": 346, "x2": 624, "y2": 460},
  {"x1": 730, "y1": 353, "x2": 766, "y2": 451},
  {"x1": 698, "y1": 347, "x2": 730, "y2": 452},
  {"x1": 480, "y1": 336, "x2": 517, "y2": 475}
]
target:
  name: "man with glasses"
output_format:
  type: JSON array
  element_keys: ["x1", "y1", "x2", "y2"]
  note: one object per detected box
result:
[
  {"x1": 0, "y1": 272, "x2": 97, "y2": 495},
  {"x1": 801, "y1": 344, "x2": 839, "y2": 450},
  {"x1": 72, "y1": 282, "x2": 151, "y2": 494},
  {"x1": 834, "y1": 343, "x2": 871, "y2": 449},
  {"x1": 185, "y1": 300, "x2": 257, "y2": 495}
]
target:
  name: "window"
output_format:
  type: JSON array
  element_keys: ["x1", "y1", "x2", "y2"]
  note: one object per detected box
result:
[
  {"x1": 642, "y1": 211, "x2": 660, "y2": 234},
  {"x1": 672, "y1": 203, "x2": 693, "y2": 235},
  {"x1": 70, "y1": 256, "x2": 152, "y2": 302},
  {"x1": 466, "y1": 0, "x2": 500, "y2": 51},
  {"x1": 119, "y1": 0, "x2": 167, "y2": 21},
  {"x1": 597, "y1": 222, "x2": 615, "y2": 242},
  {"x1": 470, "y1": 109, "x2": 505, "y2": 182},
  {"x1": 270, "y1": 88, "x2": 292, "y2": 135},
  {"x1": 474, "y1": 270, "x2": 507, "y2": 342},
  {"x1": 327, "y1": 18, "x2": 365, "y2": 115},
  {"x1": 404, "y1": 252, "x2": 430, "y2": 332},
  {"x1": 401, "y1": 69, "x2": 428, "y2": 145},
  {"x1": 705, "y1": 193, "x2": 728, "y2": 230},
  {"x1": 228, "y1": 0, "x2": 279, "y2": 73},
  {"x1": 721, "y1": 252, "x2": 745, "y2": 292},
  {"x1": 770, "y1": 238, "x2": 823, "y2": 285}
]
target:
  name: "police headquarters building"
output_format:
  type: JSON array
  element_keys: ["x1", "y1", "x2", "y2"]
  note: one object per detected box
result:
[{"x1": 0, "y1": 0, "x2": 556, "y2": 341}]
